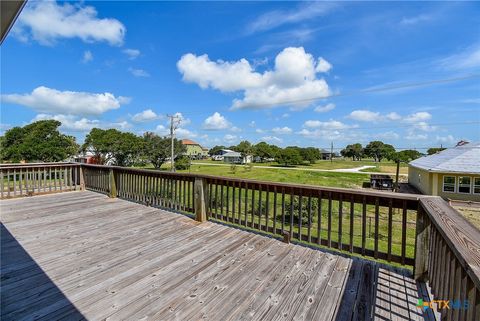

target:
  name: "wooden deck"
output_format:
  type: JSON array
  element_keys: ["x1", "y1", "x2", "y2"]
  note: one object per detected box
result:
[{"x1": 1, "y1": 191, "x2": 431, "y2": 321}]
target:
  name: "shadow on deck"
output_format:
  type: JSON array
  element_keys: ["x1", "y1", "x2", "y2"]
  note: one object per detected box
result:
[{"x1": 0, "y1": 191, "x2": 433, "y2": 321}]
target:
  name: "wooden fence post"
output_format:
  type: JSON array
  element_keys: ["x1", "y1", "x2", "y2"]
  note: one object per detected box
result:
[
  {"x1": 109, "y1": 168, "x2": 117, "y2": 198},
  {"x1": 79, "y1": 166, "x2": 85, "y2": 191},
  {"x1": 414, "y1": 202, "x2": 430, "y2": 281},
  {"x1": 194, "y1": 177, "x2": 207, "y2": 222}
]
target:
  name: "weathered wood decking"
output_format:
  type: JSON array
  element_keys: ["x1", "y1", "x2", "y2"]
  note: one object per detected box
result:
[{"x1": 1, "y1": 191, "x2": 430, "y2": 321}]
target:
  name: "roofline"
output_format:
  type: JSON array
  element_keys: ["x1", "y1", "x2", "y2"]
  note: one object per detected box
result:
[
  {"x1": 1, "y1": 0, "x2": 27, "y2": 45},
  {"x1": 409, "y1": 164, "x2": 480, "y2": 175}
]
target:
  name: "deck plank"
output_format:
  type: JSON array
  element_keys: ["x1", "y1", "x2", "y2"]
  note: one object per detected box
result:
[{"x1": 1, "y1": 191, "x2": 429, "y2": 321}]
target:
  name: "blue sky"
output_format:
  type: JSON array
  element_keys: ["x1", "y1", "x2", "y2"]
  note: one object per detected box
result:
[{"x1": 1, "y1": 1, "x2": 479, "y2": 151}]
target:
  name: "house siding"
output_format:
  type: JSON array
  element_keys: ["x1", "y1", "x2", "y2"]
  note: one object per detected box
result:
[
  {"x1": 408, "y1": 166, "x2": 432, "y2": 195},
  {"x1": 408, "y1": 165, "x2": 480, "y2": 201}
]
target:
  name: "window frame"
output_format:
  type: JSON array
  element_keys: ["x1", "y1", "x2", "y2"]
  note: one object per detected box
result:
[
  {"x1": 442, "y1": 176, "x2": 456, "y2": 193},
  {"x1": 457, "y1": 176, "x2": 472, "y2": 194},
  {"x1": 473, "y1": 177, "x2": 480, "y2": 194}
]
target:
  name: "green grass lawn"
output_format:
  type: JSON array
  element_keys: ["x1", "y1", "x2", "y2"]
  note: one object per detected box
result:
[
  {"x1": 193, "y1": 158, "x2": 409, "y2": 174},
  {"x1": 180, "y1": 164, "x2": 368, "y2": 188}
]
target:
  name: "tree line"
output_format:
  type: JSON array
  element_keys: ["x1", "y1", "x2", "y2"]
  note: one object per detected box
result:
[{"x1": 1, "y1": 119, "x2": 446, "y2": 166}]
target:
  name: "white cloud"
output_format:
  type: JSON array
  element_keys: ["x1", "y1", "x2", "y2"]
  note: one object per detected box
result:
[
  {"x1": 203, "y1": 112, "x2": 231, "y2": 130},
  {"x1": 377, "y1": 131, "x2": 400, "y2": 140},
  {"x1": 1, "y1": 86, "x2": 128, "y2": 115},
  {"x1": 405, "y1": 132, "x2": 428, "y2": 140},
  {"x1": 262, "y1": 136, "x2": 283, "y2": 144},
  {"x1": 173, "y1": 112, "x2": 191, "y2": 127},
  {"x1": 224, "y1": 134, "x2": 238, "y2": 144},
  {"x1": 303, "y1": 120, "x2": 354, "y2": 130},
  {"x1": 132, "y1": 109, "x2": 162, "y2": 122},
  {"x1": 32, "y1": 114, "x2": 131, "y2": 132},
  {"x1": 231, "y1": 126, "x2": 242, "y2": 133},
  {"x1": 246, "y1": 2, "x2": 337, "y2": 34},
  {"x1": 403, "y1": 111, "x2": 431, "y2": 122},
  {"x1": 437, "y1": 44, "x2": 480, "y2": 70},
  {"x1": 249, "y1": 121, "x2": 256, "y2": 127},
  {"x1": 400, "y1": 14, "x2": 432, "y2": 26},
  {"x1": 413, "y1": 121, "x2": 437, "y2": 132},
  {"x1": 123, "y1": 48, "x2": 141, "y2": 60},
  {"x1": 297, "y1": 128, "x2": 360, "y2": 141},
  {"x1": 281, "y1": 113, "x2": 290, "y2": 118},
  {"x1": 348, "y1": 110, "x2": 382, "y2": 122},
  {"x1": 314, "y1": 103, "x2": 335, "y2": 113},
  {"x1": 13, "y1": 1, "x2": 125, "y2": 46},
  {"x1": 256, "y1": 128, "x2": 266, "y2": 134},
  {"x1": 128, "y1": 68, "x2": 150, "y2": 77},
  {"x1": 271, "y1": 126, "x2": 292, "y2": 134},
  {"x1": 176, "y1": 127, "x2": 197, "y2": 139},
  {"x1": 155, "y1": 124, "x2": 169, "y2": 136},
  {"x1": 177, "y1": 47, "x2": 331, "y2": 110},
  {"x1": 386, "y1": 112, "x2": 401, "y2": 121},
  {"x1": 82, "y1": 50, "x2": 93, "y2": 63},
  {"x1": 435, "y1": 135, "x2": 455, "y2": 144},
  {"x1": 315, "y1": 57, "x2": 332, "y2": 73}
]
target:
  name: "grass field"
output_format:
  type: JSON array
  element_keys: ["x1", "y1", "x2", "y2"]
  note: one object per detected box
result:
[
  {"x1": 193, "y1": 159, "x2": 409, "y2": 174},
  {"x1": 179, "y1": 164, "x2": 369, "y2": 188}
]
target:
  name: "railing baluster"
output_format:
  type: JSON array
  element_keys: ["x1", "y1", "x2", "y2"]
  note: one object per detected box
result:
[
  {"x1": 327, "y1": 192, "x2": 332, "y2": 248},
  {"x1": 387, "y1": 199, "x2": 393, "y2": 262},
  {"x1": 307, "y1": 195, "x2": 312, "y2": 243},
  {"x1": 258, "y1": 185, "x2": 262, "y2": 230},
  {"x1": 317, "y1": 191, "x2": 322, "y2": 245},
  {"x1": 362, "y1": 196, "x2": 367, "y2": 256},
  {"x1": 273, "y1": 186, "x2": 277, "y2": 235},
  {"x1": 265, "y1": 189, "x2": 270, "y2": 233},
  {"x1": 220, "y1": 183, "x2": 224, "y2": 221},
  {"x1": 281, "y1": 189, "x2": 285, "y2": 233},
  {"x1": 349, "y1": 195, "x2": 354, "y2": 253},
  {"x1": 401, "y1": 200, "x2": 407, "y2": 265},
  {"x1": 298, "y1": 192, "x2": 303, "y2": 241},
  {"x1": 244, "y1": 182, "x2": 248, "y2": 227},
  {"x1": 374, "y1": 197, "x2": 379, "y2": 259},
  {"x1": 232, "y1": 182, "x2": 236, "y2": 223},
  {"x1": 251, "y1": 186, "x2": 255, "y2": 228},
  {"x1": 13, "y1": 169, "x2": 17, "y2": 197},
  {"x1": 338, "y1": 194, "x2": 343, "y2": 250}
]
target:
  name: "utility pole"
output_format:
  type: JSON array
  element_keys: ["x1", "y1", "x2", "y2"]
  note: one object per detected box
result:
[
  {"x1": 330, "y1": 141, "x2": 333, "y2": 163},
  {"x1": 167, "y1": 114, "x2": 181, "y2": 172}
]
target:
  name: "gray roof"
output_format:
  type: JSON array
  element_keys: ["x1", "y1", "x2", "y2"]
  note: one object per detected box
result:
[
  {"x1": 222, "y1": 151, "x2": 241, "y2": 157},
  {"x1": 409, "y1": 141, "x2": 480, "y2": 174}
]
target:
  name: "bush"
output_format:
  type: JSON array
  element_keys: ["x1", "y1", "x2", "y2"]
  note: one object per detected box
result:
[
  {"x1": 280, "y1": 197, "x2": 318, "y2": 225},
  {"x1": 230, "y1": 164, "x2": 237, "y2": 174},
  {"x1": 175, "y1": 156, "x2": 191, "y2": 170}
]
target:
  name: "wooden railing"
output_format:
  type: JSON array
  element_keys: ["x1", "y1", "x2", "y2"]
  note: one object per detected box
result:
[
  {"x1": 0, "y1": 163, "x2": 82, "y2": 198},
  {"x1": 415, "y1": 197, "x2": 480, "y2": 321},
  {"x1": 1, "y1": 162, "x2": 479, "y2": 319},
  {"x1": 203, "y1": 175, "x2": 419, "y2": 266},
  {"x1": 83, "y1": 164, "x2": 195, "y2": 213}
]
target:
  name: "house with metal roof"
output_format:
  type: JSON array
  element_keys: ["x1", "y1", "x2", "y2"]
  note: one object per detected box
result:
[
  {"x1": 222, "y1": 151, "x2": 252, "y2": 164},
  {"x1": 408, "y1": 141, "x2": 480, "y2": 201}
]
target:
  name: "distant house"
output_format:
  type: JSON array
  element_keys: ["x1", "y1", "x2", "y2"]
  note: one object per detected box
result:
[
  {"x1": 181, "y1": 139, "x2": 208, "y2": 159},
  {"x1": 223, "y1": 151, "x2": 252, "y2": 164},
  {"x1": 408, "y1": 141, "x2": 480, "y2": 202},
  {"x1": 320, "y1": 149, "x2": 332, "y2": 160},
  {"x1": 211, "y1": 149, "x2": 235, "y2": 161}
]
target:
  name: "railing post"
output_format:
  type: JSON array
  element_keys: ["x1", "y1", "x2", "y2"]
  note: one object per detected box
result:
[
  {"x1": 79, "y1": 165, "x2": 85, "y2": 191},
  {"x1": 414, "y1": 202, "x2": 430, "y2": 281},
  {"x1": 194, "y1": 177, "x2": 207, "y2": 222},
  {"x1": 109, "y1": 168, "x2": 117, "y2": 198}
]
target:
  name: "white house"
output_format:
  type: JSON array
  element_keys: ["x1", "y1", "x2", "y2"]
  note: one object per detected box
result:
[{"x1": 223, "y1": 151, "x2": 252, "y2": 164}]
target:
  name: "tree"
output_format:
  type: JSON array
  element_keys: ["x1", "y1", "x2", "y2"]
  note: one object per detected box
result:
[
  {"x1": 341, "y1": 143, "x2": 363, "y2": 161},
  {"x1": 276, "y1": 147, "x2": 303, "y2": 166},
  {"x1": 1, "y1": 120, "x2": 78, "y2": 162},
  {"x1": 364, "y1": 141, "x2": 395, "y2": 162},
  {"x1": 82, "y1": 128, "x2": 143, "y2": 166},
  {"x1": 208, "y1": 145, "x2": 226, "y2": 156},
  {"x1": 427, "y1": 147, "x2": 446, "y2": 155},
  {"x1": 390, "y1": 150, "x2": 422, "y2": 162},
  {"x1": 235, "y1": 140, "x2": 253, "y2": 159},
  {"x1": 142, "y1": 132, "x2": 185, "y2": 169},
  {"x1": 299, "y1": 147, "x2": 321, "y2": 164},
  {"x1": 253, "y1": 142, "x2": 274, "y2": 162}
]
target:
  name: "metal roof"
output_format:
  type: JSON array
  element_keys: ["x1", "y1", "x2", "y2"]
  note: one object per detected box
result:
[
  {"x1": 222, "y1": 151, "x2": 242, "y2": 157},
  {"x1": 1, "y1": 1, "x2": 26, "y2": 45},
  {"x1": 409, "y1": 141, "x2": 480, "y2": 174}
]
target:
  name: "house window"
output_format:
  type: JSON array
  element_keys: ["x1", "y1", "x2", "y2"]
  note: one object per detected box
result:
[
  {"x1": 443, "y1": 176, "x2": 456, "y2": 193},
  {"x1": 473, "y1": 178, "x2": 480, "y2": 194},
  {"x1": 458, "y1": 176, "x2": 471, "y2": 194}
]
